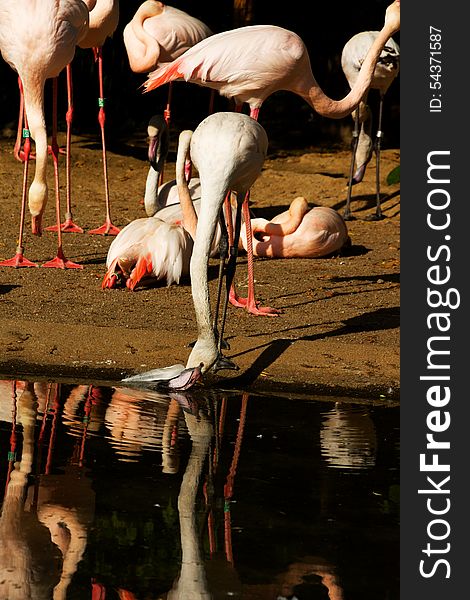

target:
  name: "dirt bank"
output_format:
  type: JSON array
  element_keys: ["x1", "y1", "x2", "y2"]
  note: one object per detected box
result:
[{"x1": 0, "y1": 134, "x2": 400, "y2": 399}]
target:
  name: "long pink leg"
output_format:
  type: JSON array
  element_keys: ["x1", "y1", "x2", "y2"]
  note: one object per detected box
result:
[
  {"x1": 88, "y1": 46, "x2": 120, "y2": 235},
  {"x1": 227, "y1": 104, "x2": 279, "y2": 315},
  {"x1": 155, "y1": 81, "x2": 174, "y2": 187},
  {"x1": 13, "y1": 77, "x2": 26, "y2": 162},
  {"x1": 42, "y1": 77, "x2": 82, "y2": 269},
  {"x1": 228, "y1": 192, "x2": 279, "y2": 315},
  {"x1": 0, "y1": 115, "x2": 38, "y2": 268},
  {"x1": 46, "y1": 64, "x2": 84, "y2": 233}
]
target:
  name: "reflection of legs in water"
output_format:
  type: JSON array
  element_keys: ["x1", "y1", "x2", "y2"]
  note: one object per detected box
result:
[{"x1": 161, "y1": 398, "x2": 181, "y2": 474}]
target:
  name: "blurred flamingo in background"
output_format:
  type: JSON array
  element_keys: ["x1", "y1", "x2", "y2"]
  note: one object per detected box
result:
[
  {"x1": 0, "y1": 0, "x2": 89, "y2": 269},
  {"x1": 341, "y1": 30, "x2": 400, "y2": 220}
]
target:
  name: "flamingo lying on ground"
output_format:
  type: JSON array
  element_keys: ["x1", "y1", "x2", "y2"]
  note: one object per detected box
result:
[
  {"x1": 240, "y1": 198, "x2": 350, "y2": 258},
  {"x1": 341, "y1": 31, "x2": 400, "y2": 220},
  {"x1": 143, "y1": 0, "x2": 400, "y2": 313},
  {"x1": 102, "y1": 127, "x2": 237, "y2": 290},
  {"x1": 0, "y1": 0, "x2": 89, "y2": 269},
  {"x1": 122, "y1": 112, "x2": 268, "y2": 390}
]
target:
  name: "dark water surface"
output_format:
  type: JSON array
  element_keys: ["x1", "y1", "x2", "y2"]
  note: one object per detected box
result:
[{"x1": 0, "y1": 379, "x2": 399, "y2": 599}]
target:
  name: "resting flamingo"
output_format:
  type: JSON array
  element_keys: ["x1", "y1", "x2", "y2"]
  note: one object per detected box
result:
[
  {"x1": 240, "y1": 198, "x2": 350, "y2": 259},
  {"x1": 143, "y1": 1, "x2": 400, "y2": 313},
  {"x1": 123, "y1": 112, "x2": 268, "y2": 390},
  {"x1": 102, "y1": 129, "x2": 235, "y2": 290},
  {"x1": 341, "y1": 31, "x2": 400, "y2": 220},
  {"x1": 0, "y1": 0, "x2": 89, "y2": 269}
]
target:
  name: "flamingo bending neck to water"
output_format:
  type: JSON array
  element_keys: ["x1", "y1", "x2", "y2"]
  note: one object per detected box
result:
[{"x1": 123, "y1": 112, "x2": 268, "y2": 390}]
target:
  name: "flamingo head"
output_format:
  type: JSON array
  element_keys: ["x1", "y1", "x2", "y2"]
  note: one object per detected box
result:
[
  {"x1": 28, "y1": 180, "x2": 47, "y2": 236},
  {"x1": 147, "y1": 115, "x2": 169, "y2": 170}
]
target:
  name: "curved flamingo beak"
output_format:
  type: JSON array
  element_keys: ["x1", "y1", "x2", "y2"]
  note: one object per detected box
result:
[
  {"x1": 168, "y1": 364, "x2": 203, "y2": 390},
  {"x1": 148, "y1": 135, "x2": 158, "y2": 168}
]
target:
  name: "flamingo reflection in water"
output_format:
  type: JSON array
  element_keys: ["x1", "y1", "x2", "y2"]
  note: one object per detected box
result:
[
  {"x1": 0, "y1": 381, "x2": 352, "y2": 598},
  {"x1": 0, "y1": 381, "x2": 95, "y2": 600}
]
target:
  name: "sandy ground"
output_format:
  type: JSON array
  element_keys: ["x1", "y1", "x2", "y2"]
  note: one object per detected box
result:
[{"x1": 0, "y1": 132, "x2": 400, "y2": 400}]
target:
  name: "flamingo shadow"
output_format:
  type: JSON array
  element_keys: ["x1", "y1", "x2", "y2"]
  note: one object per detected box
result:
[{"x1": 223, "y1": 306, "x2": 399, "y2": 388}]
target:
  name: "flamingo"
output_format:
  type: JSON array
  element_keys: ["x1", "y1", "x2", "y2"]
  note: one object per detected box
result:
[
  {"x1": 144, "y1": 1, "x2": 400, "y2": 121},
  {"x1": 122, "y1": 112, "x2": 268, "y2": 390},
  {"x1": 341, "y1": 31, "x2": 400, "y2": 220},
  {"x1": 144, "y1": 113, "x2": 201, "y2": 217},
  {"x1": 0, "y1": 0, "x2": 89, "y2": 269},
  {"x1": 102, "y1": 129, "x2": 235, "y2": 290},
  {"x1": 123, "y1": 1, "x2": 212, "y2": 75},
  {"x1": 240, "y1": 198, "x2": 350, "y2": 259},
  {"x1": 124, "y1": 2, "x2": 213, "y2": 185},
  {"x1": 72, "y1": 0, "x2": 120, "y2": 235},
  {"x1": 143, "y1": 0, "x2": 400, "y2": 313}
]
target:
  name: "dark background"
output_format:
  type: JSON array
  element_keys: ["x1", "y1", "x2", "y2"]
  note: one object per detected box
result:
[{"x1": 0, "y1": 0, "x2": 400, "y2": 154}]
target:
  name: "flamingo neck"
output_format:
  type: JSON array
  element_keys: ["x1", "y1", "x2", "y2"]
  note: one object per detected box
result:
[
  {"x1": 144, "y1": 167, "x2": 161, "y2": 216},
  {"x1": 124, "y1": 1, "x2": 164, "y2": 73},
  {"x1": 171, "y1": 412, "x2": 212, "y2": 598},
  {"x1": 176, "y1": 131, "x2": 198, "y2": 238},
  {"x1": 185, "y1": 189, "x2": 221, "y2": 372},
  {"x1": 264, "y1": 196, "x2": 309, "y2": 236},
  {"x1": 305, "y1": 25, "x2": 398, "y2": 119}
]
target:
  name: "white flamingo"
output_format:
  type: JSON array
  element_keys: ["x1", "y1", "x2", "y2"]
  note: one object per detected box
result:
[
  {"x1": 123, "y1": 112, "x2": 268, "y2": 390},
  {"x1": 102, "y1": 127, "x2": 236, "y2": 290},
  {"x1": 143, "y1": 114, "x2": 201, "y2": 217},
  {"x1": 0, "y1": 0, "x2": 89, "y2": 269},
  {"x1": 341, "y1": 31, "x2": 400, "y2": 220}
]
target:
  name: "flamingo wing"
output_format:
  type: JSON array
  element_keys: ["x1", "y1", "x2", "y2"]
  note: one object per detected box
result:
[{"x1": 144, "y1": 25, "x2": 306, "y2": 106}]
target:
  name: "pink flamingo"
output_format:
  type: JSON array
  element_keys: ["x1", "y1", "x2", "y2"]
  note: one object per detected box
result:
[
  {"x1": 240, "y1": 198, "x2": 350, "y2": 259},
  {"x1": 143, "y1": 1, "x2": 400, "y2": 314},
  {"x1": 102, "y1": 128, "x2": 236, "y2": 290},
  {"x1": 123, "y1": 1, "x2": 212, "y2": 75},
  {"x1": 124, "y1": 2, "x2": 213, "y2": 184},
  {"x1": 341, "y1": 30, "x2": 400, "y2": 220},
  {"x1": 74, "y1": 0, "x2": 120, "y2": 235},
  {"x1": 0, "y1": 0, "x2": 89, "y2": 269},
  {"x1": 144, "y1": 2, "x2": 400, "y2": 120}
]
